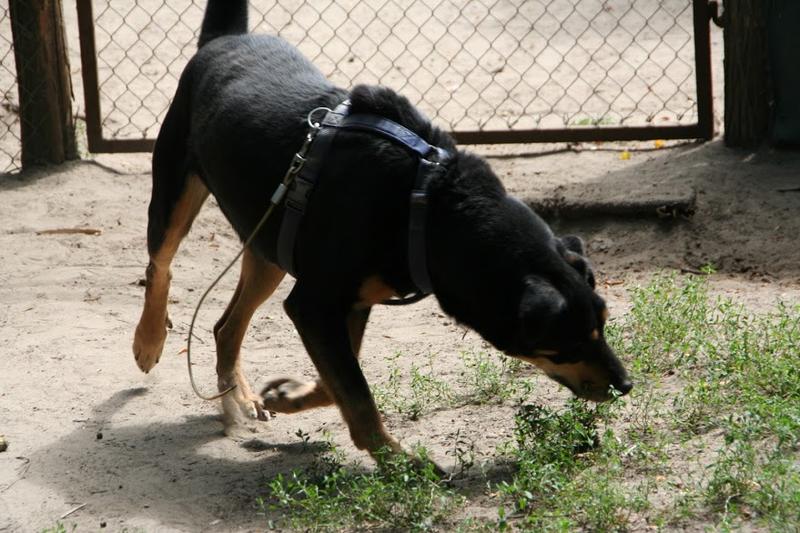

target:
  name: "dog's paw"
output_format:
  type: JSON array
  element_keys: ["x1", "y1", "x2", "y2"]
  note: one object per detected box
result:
[
  {"x1": 220, "y1": 373, "x2": 273, "y2": 433},
  {"x1": 132, "y1": 315, "x2": 170, "y2": 373},
  {"x1": 261, "y1": 376, "x2": 330, "y2": 414}
]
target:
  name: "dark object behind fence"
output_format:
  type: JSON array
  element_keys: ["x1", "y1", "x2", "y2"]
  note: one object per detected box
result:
[{"x1": 768, "y1": 0, "x2": 800, "y2": 146}]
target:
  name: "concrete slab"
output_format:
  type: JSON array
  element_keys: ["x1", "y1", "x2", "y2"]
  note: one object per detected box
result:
[{"x1": 481, "y1": 141, "x2": 701, "y2": 220}]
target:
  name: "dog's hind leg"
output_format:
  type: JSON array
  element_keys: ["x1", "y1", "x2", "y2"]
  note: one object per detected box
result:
[
  {"x1": 213, "y1": 248, "x2": 285, "y2": 430},
  {"x1": 133, "y1": 84, "x2": 207, "y2": 372},
  {"x1": 133, "y1": 172, "x2": 208, "y2": 373},
  {"x1": 261, "y1": 307, "x2": 370, "y2": 414}
]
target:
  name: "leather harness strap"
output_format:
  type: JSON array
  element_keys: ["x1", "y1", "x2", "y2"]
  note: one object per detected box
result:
[
  {"x1": 277, "y1": 101, "x2": 351, "y2": 277},
  {"x1": 276, "y1": 100, "x2": 451, "y2": 297}
]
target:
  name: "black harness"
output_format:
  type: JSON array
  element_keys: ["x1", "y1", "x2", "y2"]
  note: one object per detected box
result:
[{"x1": 275, "y1": 100, "x2": 451, "y2": 302}]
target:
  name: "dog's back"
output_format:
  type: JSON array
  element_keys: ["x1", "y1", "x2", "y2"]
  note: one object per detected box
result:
[{"x1": 162, "y1": 1, "x2": 346, "y2": 251}]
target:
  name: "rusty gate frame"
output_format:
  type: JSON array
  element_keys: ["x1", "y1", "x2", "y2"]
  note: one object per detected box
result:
[{"x1": 76, "y1": 0, "x2": 715, "y2": 152}]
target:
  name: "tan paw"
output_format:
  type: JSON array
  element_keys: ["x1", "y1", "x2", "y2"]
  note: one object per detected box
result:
[
  {"x1": 261, "y1": 376, "x2": 331, "y2": 414},
  {"x1": 220, "y1": 373, "x2": 272, "y2": 432},
  {"x1": 132, "y1": 315, "x2": 170, "y2": 373}
]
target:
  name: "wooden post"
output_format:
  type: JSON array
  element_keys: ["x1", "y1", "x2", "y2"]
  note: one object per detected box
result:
[
  {"x1": 9, "y1": 0, "x2": 76, "y2": 168},
  {"x1": 722, "y1": 0, "x2": 771, "y2": 148}
]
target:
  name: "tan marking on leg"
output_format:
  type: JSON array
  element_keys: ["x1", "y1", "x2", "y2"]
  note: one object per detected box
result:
[
  {"x1": 133, "y1": 174, "x2": 208, "y2": 373},
  {"x1": 357, "y1": 276, "x2": 398, "y2": 307},
  {"x1": 347, "y1": 307, "x2": 371, "y2": 358},
  {"x1": 216, "y1": 249, "x2": 285, "y2": 429},
  {"x1": 261, "y1": 376, "x2": 333, "y2": 413},
  {"x1": 601, "y1": 308, "x2": 609, "y2": 322}
]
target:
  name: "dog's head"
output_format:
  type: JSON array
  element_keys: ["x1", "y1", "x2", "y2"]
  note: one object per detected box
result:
[
  {"x1": 506, "y1": 207, "x2": 631, "y2": 401},
  {"x1": 507, "y1": 251, "x2": 631, "y2": 402},
  {"x1": 431, "y1": 191, "x2": 631, "y2": 402}
]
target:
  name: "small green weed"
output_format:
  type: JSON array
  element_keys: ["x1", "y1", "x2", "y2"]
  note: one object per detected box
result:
[
  {"x1": 41, "y1": 524, "x2": 74, "y2": 533},
  {"x1": 613, "y1": 270, "x2": 713, "y2": 375},
  {"x1": 374, "y1": 353, "x2": 454, "y2": 420},
  {"x1": 262, "y1": 444, "x2": 461, "y2": 532},
  {"x1": 570, "y1": 115, "x2": 616, "y2": 126},
  {"x1": 496, "y1": 399, "x2": 646, "y2": 531},
  {"x1": 374, "y1": 350, "x2": 533, "y2": 420},
  {"x1": 458, "y1": 351, "x2": 530, "y2": 404}
]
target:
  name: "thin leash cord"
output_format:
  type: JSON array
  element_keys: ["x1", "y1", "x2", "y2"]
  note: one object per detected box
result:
[
  {"x1": 185, "y1": 199, "x2": 281, "y2": 401},
  {"x1": 185, "y1": 115, "x2": 325, "y2": 401}
]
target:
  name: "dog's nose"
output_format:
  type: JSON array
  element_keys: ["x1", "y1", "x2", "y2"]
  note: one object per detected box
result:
[{"x1": 617, "y1": 379, "x2": 633, "y2": 395}]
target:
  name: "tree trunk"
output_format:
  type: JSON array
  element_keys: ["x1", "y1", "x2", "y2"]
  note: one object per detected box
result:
[
  {"x1": 9, "y1": 0, "x2": 76, "y2": 168},
  {"x1": 722, "y1": 0, "x2": 771, "y2": 148}
]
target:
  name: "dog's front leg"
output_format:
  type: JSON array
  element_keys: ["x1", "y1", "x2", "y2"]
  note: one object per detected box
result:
[
  {"x1": 214, "y1": 249, "x2": 285, "y2": 429},
  {"x1": 261, "y1": 307, "x2": 371, "y2": 413},
  {"x1": 282, "y1": 285, "x2": 403, "y2": 458}
]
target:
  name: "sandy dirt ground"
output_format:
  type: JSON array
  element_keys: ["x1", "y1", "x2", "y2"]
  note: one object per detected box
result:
[
  {"x1": 0, "y1": 1, "x2": 794, "y2": 530},
  {"x1": 0, "y1": 137, "x2": 799, "y2": 531}
]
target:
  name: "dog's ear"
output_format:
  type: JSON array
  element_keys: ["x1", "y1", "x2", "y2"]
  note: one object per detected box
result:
[
  {"x1": 519, "y1": 276, "x2": 567, "y2": 332},
  {"x1": 557, "y1": 236, "x2": 596, "y2": 289},
  {"x1": 560, "y1": 235, "x2": 586, "y2": 256}
]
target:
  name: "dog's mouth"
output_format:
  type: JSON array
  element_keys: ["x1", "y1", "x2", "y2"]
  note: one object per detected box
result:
[
  {"x1": 548, "y1": 374, "x2": 620, "y2": 402},
  {"x1": 509, "y1": 354, "x2": 632, "y2": 402}
]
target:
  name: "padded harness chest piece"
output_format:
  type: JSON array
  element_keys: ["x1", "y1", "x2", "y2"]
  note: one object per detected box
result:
[{"x1": 276, "y1": 100, "x2": 451, "y2": 296}]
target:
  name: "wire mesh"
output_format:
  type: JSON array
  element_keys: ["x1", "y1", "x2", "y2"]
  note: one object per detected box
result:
[
  {"x1": 87, "y1": 0, "x2": 699, "y2": 143},
  {"x1": 0, "y1": 3, "x2": 21, "y2": 172}
]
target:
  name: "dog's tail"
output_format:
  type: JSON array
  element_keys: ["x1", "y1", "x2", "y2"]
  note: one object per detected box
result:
[{"x1": 198, "y1": 0, "x2": 248, "y2": 48}]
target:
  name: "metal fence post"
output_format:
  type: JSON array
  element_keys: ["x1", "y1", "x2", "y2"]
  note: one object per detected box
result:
[{"x1": 8, "y1": 0, "x2": 76, "y2": 168}]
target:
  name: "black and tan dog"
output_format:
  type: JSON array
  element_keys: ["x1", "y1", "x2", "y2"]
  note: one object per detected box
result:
[{"x1": 133, "y1": 0, "x2": 631, "y2": 463}]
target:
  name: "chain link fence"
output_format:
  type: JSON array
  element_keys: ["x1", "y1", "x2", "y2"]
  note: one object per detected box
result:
[
  {"x1": 1, "y1": 0, "x2": 705, "y2": 171},
  {"x1": 0, "y1": 2, "x2": 21, "y2": 172},
  {"x1": 89, "y1": 0, "x2": 700, "y2": 143}
]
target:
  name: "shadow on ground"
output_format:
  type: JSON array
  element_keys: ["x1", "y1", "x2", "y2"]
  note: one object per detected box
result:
[
  {"x1": 25, "y1": 388, "x2": 328, "y2": 530},
  {"x1": 505, "y1": 141, "x2": 800, "y2": 279}
]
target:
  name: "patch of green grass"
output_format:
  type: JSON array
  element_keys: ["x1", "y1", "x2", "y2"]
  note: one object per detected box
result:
[
  {"x1": 612, "y1": 272, "x2": 800, "y2": 528},
  {"x1": 458, "y1": 351, "x2": 531, "y2": 405},
  {"x1": 261, "y1": 442, "x2": 462, "y2": 532},
  {"x1": 374, "y1": 350, "x2": 530, "y2": 419},
  {"x1": 496, "y1": 272, "x2": 800, "y2": 531},
  {"x1": 262, "y1": 272, "x2": 800, "y2": 531},
  {"x1": 495, "y1": 399, "x2": 649, "y2": 532},
  {"x1": 609, "y1": 269, "x2": 714, "y2": 375},
  {"x1": 570, "y1": 115, "x2": 617, "y2": 126},
  {"x1": 374, "y1": 353, "x2": 454, "y2": 420}
]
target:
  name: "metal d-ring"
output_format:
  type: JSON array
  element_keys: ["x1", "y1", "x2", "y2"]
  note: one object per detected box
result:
[{"x1": 307, "y1": 106, "x2": 332, "y2": 129}]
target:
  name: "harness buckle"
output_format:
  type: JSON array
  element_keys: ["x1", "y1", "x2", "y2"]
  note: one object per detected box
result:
[
  {"x1": 288, "y1": 152, "x2": 307, "y2": 174},
  {"x1": 307, "y1": 106, "x2": 333, "y2": 129}
]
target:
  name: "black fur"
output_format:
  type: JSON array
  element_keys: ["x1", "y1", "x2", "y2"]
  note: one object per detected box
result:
[
  {"x1": 144, "y1": 0, "x2": 631, "y2": 458},
  {"x1": 197, "y1": 0, "x2": 248, "y2": 48}
]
